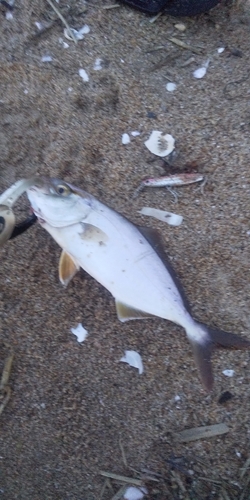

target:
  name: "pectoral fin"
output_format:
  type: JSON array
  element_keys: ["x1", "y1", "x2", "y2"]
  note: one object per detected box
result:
[
  {"x1": 80, "y1": 223, "x2": 108, "y2": 245},
  {"x1": 115, "y1": 300, "x2": 155, "y2": 322},
  {"x1": 59, "y1": 250, "x2": 80, "y2": 287}
]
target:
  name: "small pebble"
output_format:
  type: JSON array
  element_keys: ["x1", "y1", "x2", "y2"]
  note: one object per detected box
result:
[
  {"x1": 166, "y1": 82, "x2": 177, "y2": 92},
  {"x1": 147, "y1": 111, "x2": 157, "y2": 119},
  {"x1": 217, "y1": 47, "x2": 225, "y2": 54},
  {"x1": 218, "y1": 391, "x2": 234, "y2": 404},
  {"x1": 174, "y1": 23, "x2": 186, "y2": 31}
]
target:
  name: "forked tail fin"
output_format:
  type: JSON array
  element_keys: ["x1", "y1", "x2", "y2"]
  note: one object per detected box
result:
[{"x1": 188, "y1": 322, "x2": 250, "y2": 391}]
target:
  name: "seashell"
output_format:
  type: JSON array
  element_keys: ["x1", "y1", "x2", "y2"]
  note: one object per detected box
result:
[{"x1": 144, "y1": 130, "x2": 175, "y2": 157}]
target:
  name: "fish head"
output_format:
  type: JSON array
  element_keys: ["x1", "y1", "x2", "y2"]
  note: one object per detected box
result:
[
  {"x1": 0, "y1": 205, "x2": 16, "y2": 247},
  {"x1": 27, "y1": 177, "x2": 94, "y2": 228}
]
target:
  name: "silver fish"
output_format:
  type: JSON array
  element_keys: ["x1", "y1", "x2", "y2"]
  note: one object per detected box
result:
[{"x1": 27, "y1": 177, "x2": 250, "y2": 391}]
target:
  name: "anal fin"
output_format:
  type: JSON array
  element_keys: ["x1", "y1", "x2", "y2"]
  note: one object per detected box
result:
[
  {"x1": 115, "y1": 300, "x2": 155, "y2": 323},
  {"x1": 59, "y1": 250, "x2": 79, "y2": 287}
]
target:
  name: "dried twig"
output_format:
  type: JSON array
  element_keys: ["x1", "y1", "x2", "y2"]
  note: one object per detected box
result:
[
  {"x1": 240, "y1": 457, "x2": 250, "y2": 479},
  {"x1": 102, "y1": 3, "x2": 121, "y2": 9},
  {"x1": 45, "y1": 0, "x2": 77, "y2": 43},
  {"x1": 168, "y1": 37, "x2": 203, "y2": 55},
  {"x1": 175, "y1": 423, "x2": 229, "y2": 442},
  {"x1": 119, "y1": 439, "x2": 128, "y2": 468},
  {"x1": 0, "y1": 353, "x2": 14, "y2": 416},
  {"x1": 100, "y1": 471, "x2": 143, "y2": 487}
]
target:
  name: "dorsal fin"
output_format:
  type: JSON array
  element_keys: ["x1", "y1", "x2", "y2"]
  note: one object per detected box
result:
[
  {"x1": 137, "y1": 225, "x2": 191, "y2": 313},
  {"x1": 59, "y1": 250, "x2": 79, "y2": 287}
]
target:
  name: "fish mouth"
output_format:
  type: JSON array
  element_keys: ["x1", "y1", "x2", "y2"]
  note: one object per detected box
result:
[{"x1": 30, "y1": 206, "x2": 46, "y2": 225}]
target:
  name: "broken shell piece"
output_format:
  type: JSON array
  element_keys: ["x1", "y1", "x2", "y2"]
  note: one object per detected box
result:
[
  {"x1": 166, "y1": 82, "x2": 177, "y2": 92},
  {"x1": 144, "y1": 131, "x2": 175, "y2": 157},
  {"x1": 138, "y1": 207, "x2": 183, "y2": 226},
  {"x1": 124, "y1": 486, "x2": 148, "y2": 500},
  {"x1": 122, "y1": 133, "x2": 130, "y2": 145},
  {"x1": 93, "y1": 58, "x2": 102, "y2": 70},
  {"x1": 64, "y1": 24, "x2": 90, "y2": 41},
  {"x1": 41, "y1": 55, "x2": 52, "y2": 62},
  {"x1": 120, "y1": 350, "x2": 143, "y2": 374},
  {"x1": 217, "y1": 47, "x2": 225, "y2": 54},
  {"x1": 71, "y1": 323, "x2": 88, "y2": 342},
  {"x1": 79, "y1": 68, "x2": 89, "y2": 82},
  {"x1": 222, "y1": 369, "x2": 234, "y2": 377},
  {"x1": 193, "y1": 59, "x2": 210, "y2": 79},
  {"x1": 6, "y1": 11, "x2": 13, "y2": 20}
]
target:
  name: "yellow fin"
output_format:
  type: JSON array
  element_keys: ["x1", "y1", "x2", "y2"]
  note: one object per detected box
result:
[
  {"x1": 59, "y1": 250, "x2": 79, "y2": 287},
  {"x1": 115, "y1": 300, "x2": 155, "y2": 323},
  {"x1": 80, "y1": 223, "x2": 108, "y2": 245}
]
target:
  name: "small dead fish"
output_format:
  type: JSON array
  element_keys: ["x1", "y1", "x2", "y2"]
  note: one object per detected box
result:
[
  {"x1": 136, "y1": 173, "x2": 204, "y2": 196},
  {"x1": 27, "y1": 177, "x2": 250, "y2": 391}
]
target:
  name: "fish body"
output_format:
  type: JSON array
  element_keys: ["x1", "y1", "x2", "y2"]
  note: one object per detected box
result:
[{"x1": 27, "y1": 177, "x2": 250, "y2": 390}]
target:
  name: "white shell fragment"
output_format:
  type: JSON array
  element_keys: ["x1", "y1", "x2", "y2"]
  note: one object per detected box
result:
[
  {"x1": 59, "y1": 37, "x2": 69, "y2": 48},
  {"x1": 64, "y1": 25, "x2": 90, "y2": 41},
  {"x1": 144, "y1": 131, "x2": 175, "y2": 157},
  {"x1": 35, "y1": 21, "x2": 43, "y2": 30},
  {"x1": 131, "y1": 131, "x2": 141, "y2": 137},
  {"x1": 166, "y1": 82, "x2": 177, "y2": 92},
  {"x1": 122, "y1": 133, "x2": 130, "y2": 145},
  {"x1": 217, "y1": 47, "x2": 225, "y2": 54},
  {"x1": 124, "y1": 486, "x2": 148, "y2": 500},
  {"x1": 120, "y1": 350, "x2": 144, "y2": 374},
  {"x1": 93, "y1": 58, "x2": 102, "y2": 70},
  {"x1": 41, "y1": 55, "x2": 52, "y2": 62},
  {"x1": 6, "y1": 11, "x2": 13, "y2": 20},
  {"x1": 222, "y1": 369, "x2": 235, "y2": 377},
  {"x1": 139, "y1": 207, "x2": 183, "y2": 226},
  {"x1": 193, "y1": 59, "x2": 210, "y2": 79},
  {"x1": 71, "y1": 323, "x2": 88, "y2": 343},
  {"x1": 79, "y1": 68, "x2": 89, "y2": 82}
]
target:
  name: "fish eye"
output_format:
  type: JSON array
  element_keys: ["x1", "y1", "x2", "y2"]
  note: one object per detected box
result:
[{"x1": 55, "y1": 184, "x2": 71, "y2": 196}]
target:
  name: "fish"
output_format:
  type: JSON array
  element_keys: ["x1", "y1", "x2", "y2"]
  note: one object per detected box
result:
[
  {"x1": 140, "y1": 173, "x2": 204, "y2": 189},
  {"x1": 27, "y1": 176, "x2": 250, "y2": 391}
]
